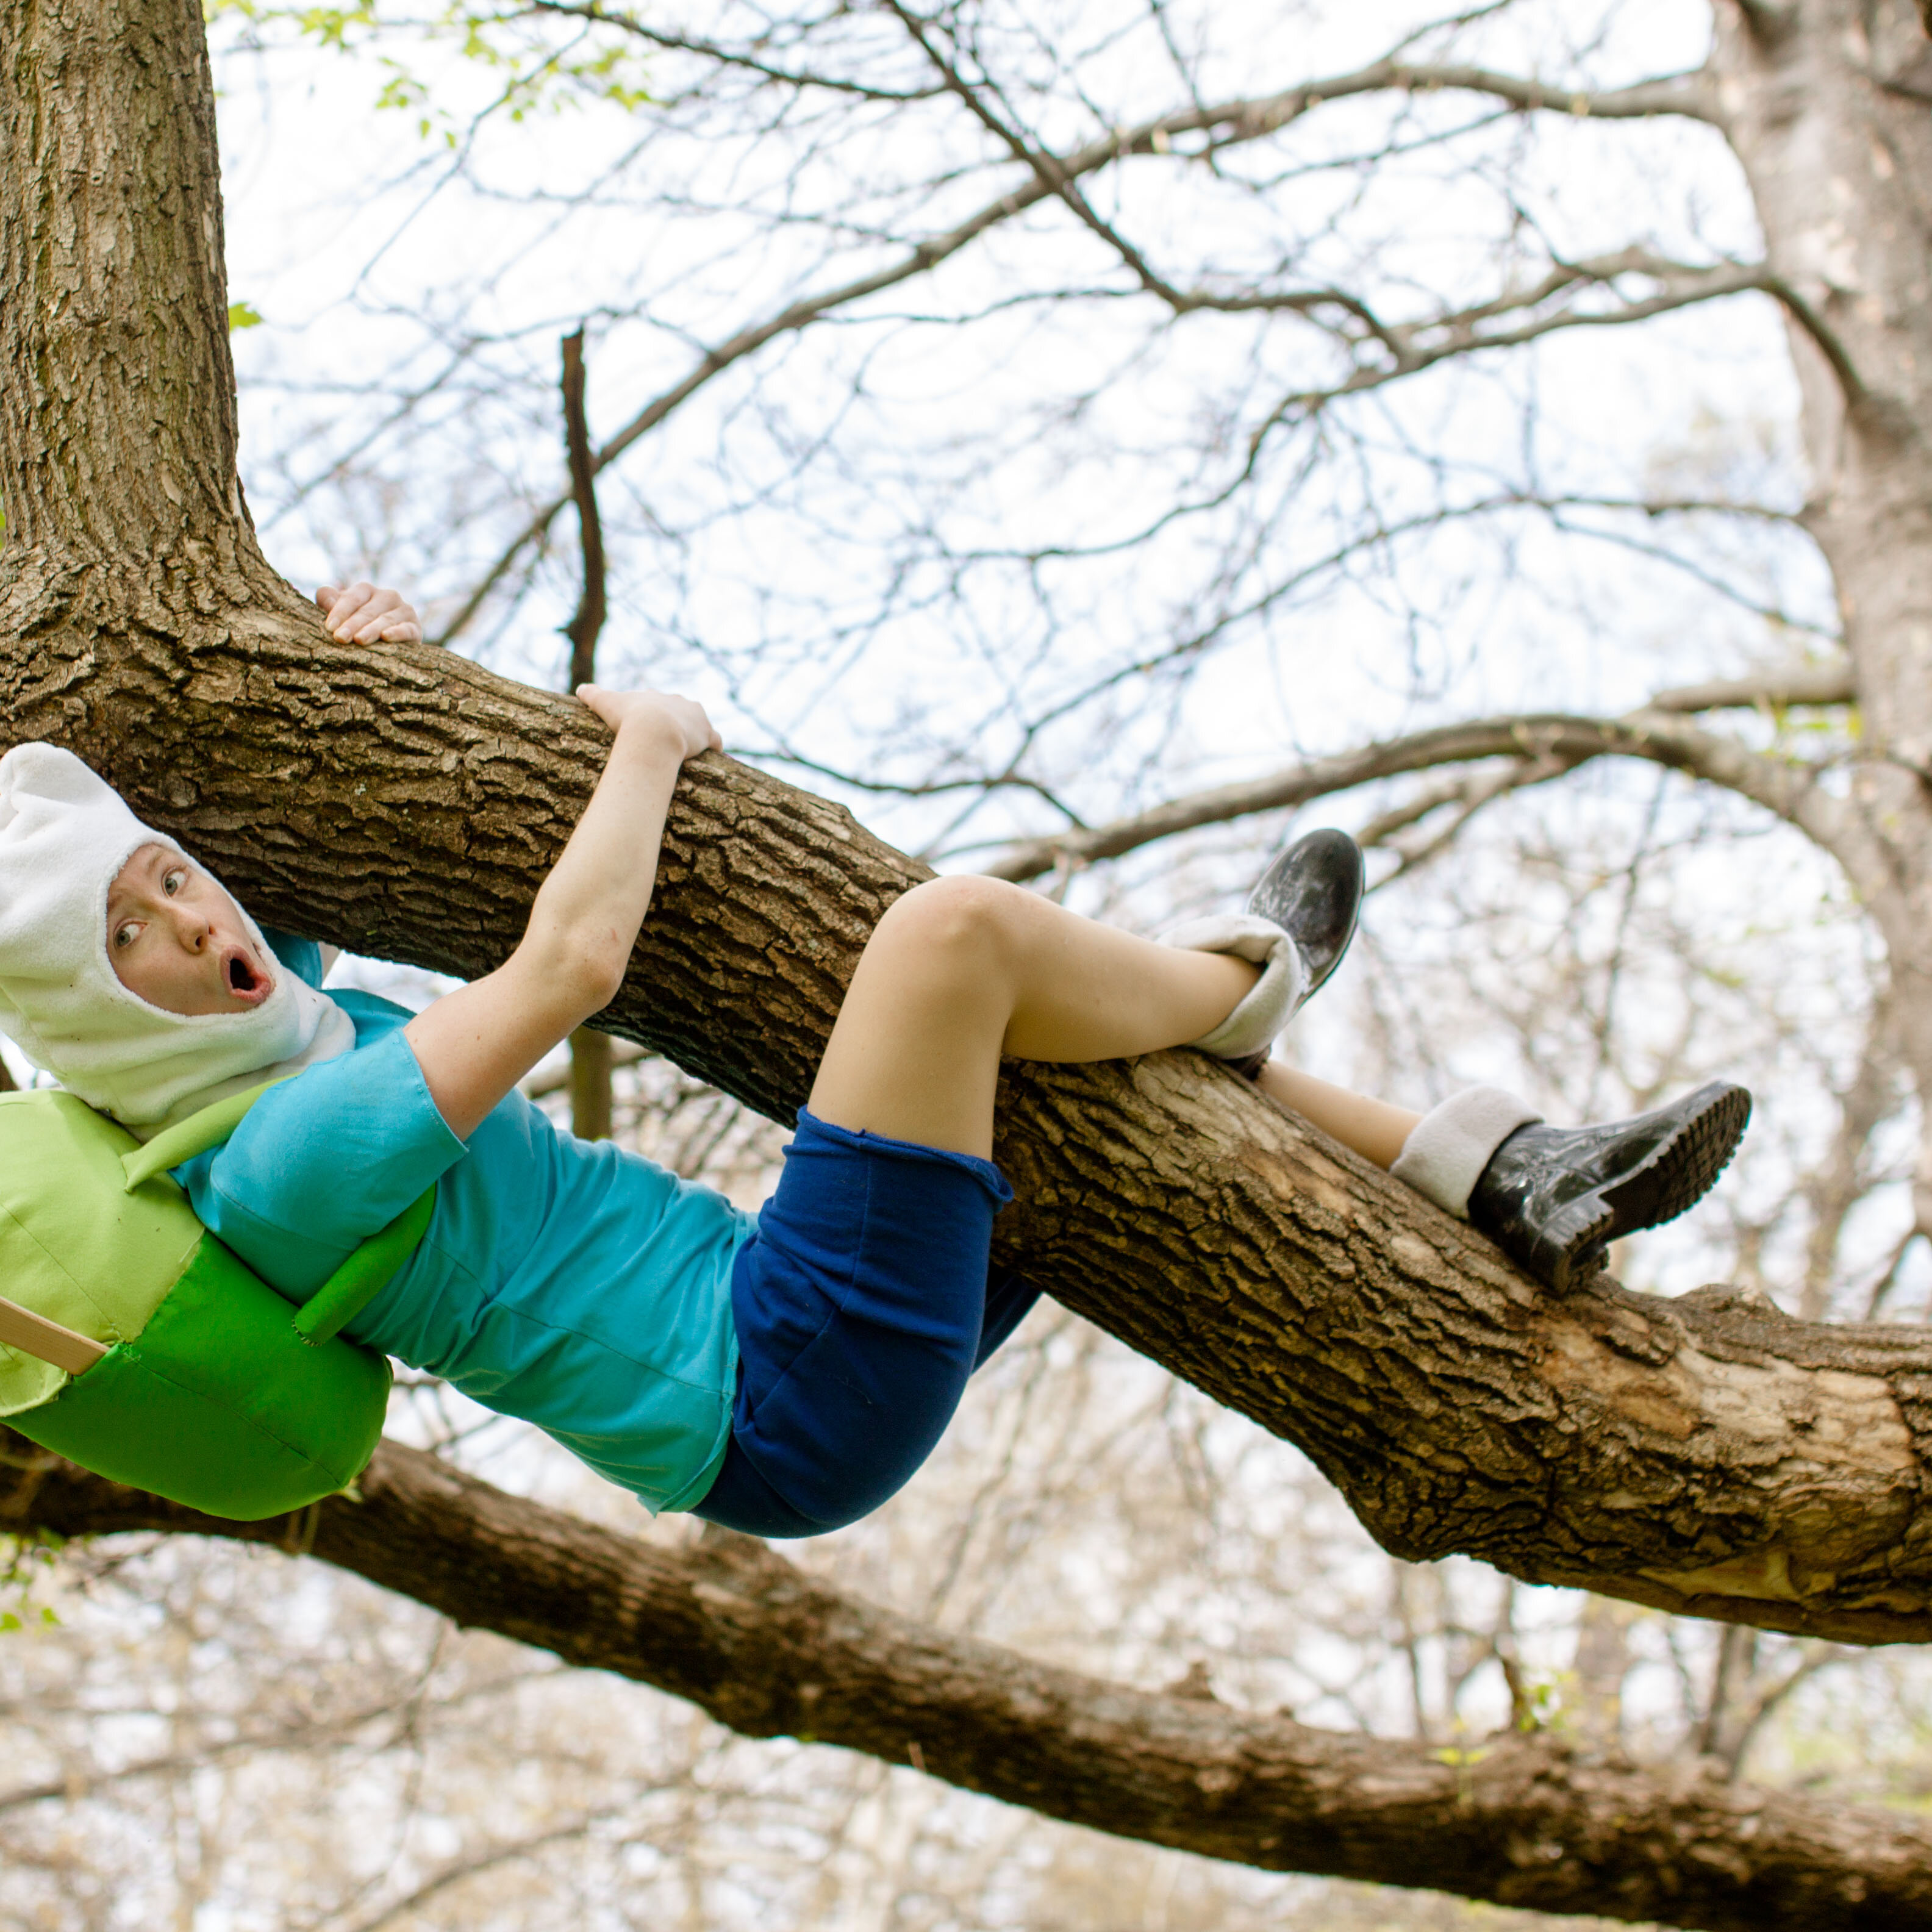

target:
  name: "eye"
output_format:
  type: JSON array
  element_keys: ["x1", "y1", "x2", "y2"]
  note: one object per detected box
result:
[
  {"x1": 163, "y1": 868, "x2": 185, "y2": 897},
  {"x1": 112, "y1": 921, "x2": 138, "y2": 951}
]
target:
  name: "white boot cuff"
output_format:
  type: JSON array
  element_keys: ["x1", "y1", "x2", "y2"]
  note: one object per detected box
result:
[
  {"x1": 1161, "y1": 911, "x2": 1309, "y2": 1061},
  {"x1": 1389, "y1": 1086, "x2": 1543, "y2": 1220}
]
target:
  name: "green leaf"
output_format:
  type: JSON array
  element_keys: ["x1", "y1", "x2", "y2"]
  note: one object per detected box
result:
[
  {"x1": 228, "y1": 301, "x2": 265, "y2": 332},
  {"x1": 204, "y1": 2, "x2": 656, "y2": 126}
]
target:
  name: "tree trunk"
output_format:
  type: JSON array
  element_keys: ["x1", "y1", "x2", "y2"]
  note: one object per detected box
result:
[
  {"x1": 1712, "y1": 0, "x2": 1932, "y2": 1236},
  {"x1": 0, "y1": 0, "x2": 312, "y2": 629},
  {"x1": 6, "y1": 1439, "x2": 1929, "y2": 1932},
  {"x1": 9, "y1": 0, "x2": 1932, "y2": 1649},
  {"x1": 568, "y1": 1025, "x2": 614, "y2": 1141}
]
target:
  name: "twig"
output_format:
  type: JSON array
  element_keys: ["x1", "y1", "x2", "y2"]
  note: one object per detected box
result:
[
  {"x1": 560, "y1": 327, "x2": 612, "y2": 1141},
  {"x1": 560, "y1": 327, "x2": 606, "y2": 690}
]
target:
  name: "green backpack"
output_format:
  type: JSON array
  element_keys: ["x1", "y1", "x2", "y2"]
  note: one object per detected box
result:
[{"x1": 0, "y1": 1082, "x2": 431, "y2": 1521}]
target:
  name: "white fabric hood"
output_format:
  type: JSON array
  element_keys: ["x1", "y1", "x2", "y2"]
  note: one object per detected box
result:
[{"x1": 0, "y1": 743, "x2": 354, "y2": 1134}]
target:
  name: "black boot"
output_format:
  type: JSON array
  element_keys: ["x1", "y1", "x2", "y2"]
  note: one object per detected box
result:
[
  {"x1": 1227, "y1": 828, "x2": 1364, "y2": 1080},
  {"x1": 1469, "y1": 1081, "x2": 1752, "y2": 1292}
]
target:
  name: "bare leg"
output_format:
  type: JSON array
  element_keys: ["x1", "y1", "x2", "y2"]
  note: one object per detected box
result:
[
  {"x1": 807, "y1": 876, "x2": 1414, "y2": 1167},
  {"x1": 1254, "y1": 1062, "x2": 1420, "y2": 1170},
  {"x1": 808, "y1": 877, "x2": 1255, "y2": 1158}
]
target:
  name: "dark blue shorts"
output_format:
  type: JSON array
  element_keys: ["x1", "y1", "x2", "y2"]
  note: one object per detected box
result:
[{"x1": 690, "y1": 1107, "x2": 1037, "y2": 1538}]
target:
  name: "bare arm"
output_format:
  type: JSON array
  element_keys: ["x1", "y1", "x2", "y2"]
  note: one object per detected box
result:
[{"x1": 402, "y1": 685, "x2": 721, "y2": 1138}]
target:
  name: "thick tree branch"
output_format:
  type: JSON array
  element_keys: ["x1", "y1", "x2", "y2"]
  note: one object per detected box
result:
[
  {"x1": 16, "y1": 0, "x2": 1932, "y2": 1680},
  {"x1": 1, "y1": 25, "x2": 1923, "y2": 1640},
  {"x1": 17, "y1": 5, "x2": 1932, "y2": 1920},
  {"x1": 0, "y1": 601, "x2": 1928, "y2": 1644},
  {"x1": 4, "y1": 1439, "x2": 1925, "y2": 1932}
]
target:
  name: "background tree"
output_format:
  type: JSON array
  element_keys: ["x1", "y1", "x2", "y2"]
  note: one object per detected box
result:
[{"x1": 8, "y1": 1, "x2": 1932, "y2": 1926}]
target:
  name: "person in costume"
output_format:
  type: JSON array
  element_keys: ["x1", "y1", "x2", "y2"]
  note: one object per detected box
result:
[{"x1": 0, "y1": 584, "x2": 1749, "y2": 1537}]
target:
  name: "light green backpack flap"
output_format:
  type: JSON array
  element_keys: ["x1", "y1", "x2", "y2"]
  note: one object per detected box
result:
[{"x1": 0, "y1": 1086, "x2": 430, "y2": 1521}]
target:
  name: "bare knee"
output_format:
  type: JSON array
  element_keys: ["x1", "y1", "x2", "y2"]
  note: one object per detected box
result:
[{"x1": 873, "y1": 875, "x2": 1031, "y2": 982}]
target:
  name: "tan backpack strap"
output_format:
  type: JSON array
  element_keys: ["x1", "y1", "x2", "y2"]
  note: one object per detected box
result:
[{"x1": 0, "y1": 1293, "x2": 107, "y2": 1375}]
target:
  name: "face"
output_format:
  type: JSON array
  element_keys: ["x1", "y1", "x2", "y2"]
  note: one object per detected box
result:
[{"x1": 106, "y1": 844, "x2": 276, "y2": 1017}]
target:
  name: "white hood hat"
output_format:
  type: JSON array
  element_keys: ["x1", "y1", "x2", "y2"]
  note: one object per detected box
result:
[{"x1": 0, "y1": 743, "x2": 356, "y2": 1134}]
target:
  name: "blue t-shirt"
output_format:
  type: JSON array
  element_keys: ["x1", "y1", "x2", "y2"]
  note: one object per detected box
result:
[{"x1": 171, "y1": 945, "x2": 754, "y2": 1512}]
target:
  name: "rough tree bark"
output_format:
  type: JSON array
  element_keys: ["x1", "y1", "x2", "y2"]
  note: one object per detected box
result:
[
  {"x1": 13, "y1": 0, "x2": 1932, "y2": 1630},
  {"x1": 1708, "y1": 0, "x2": 1932, "y2": 1242},
  {"x1": 7, "y1": 1, "x2": 1932, "y2": 1917}
]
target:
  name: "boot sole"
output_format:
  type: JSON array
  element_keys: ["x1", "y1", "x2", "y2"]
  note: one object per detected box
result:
[
  {"x1": 1245, "y1": 828, "x2": 1364, "y2": 999},
  {"x1": 1530, "y1": 1082, "x2": 1752, "y2": 1292}
]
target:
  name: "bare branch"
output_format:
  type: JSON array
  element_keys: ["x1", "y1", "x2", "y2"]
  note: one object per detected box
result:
[
  {"x1": 1354, "y1": 764, "x2": 1536, "y2": 850},
  {"x1": 1359, "y1": 752, "x2": 1582, "y2": 887},
  {"x1": 432, "y1": 52, "x2": 1717, "y2": 645},
  {"x1": 1245, "y1": 258, "x2": 1780, "y2": 457},
  {"x1": 8, "y1": 1440, "x2": 1930, "y2": 1932},
  {"x1": 1758, "y1": 270, "x2": 1870, "y2": 406},
  {"x1": 1720, "y1": 1642, "x2": 1855, "y2": 1777},
  {"x1": 1865, "y1": 1228, "x2": 1926, "y2": 1321},
  {"x1": 981, "y1": 706, "x2": 1832, "y2": 884},
  {"x1": 525, "y1": 0, "x2": 946, "y2": 101},
  {"x1": 0, "y1": 1664, "x2": 543, "y2": 1813},
  {"x1": 1650, "y1": 664, "x2": 1856, "y2": 713},
  {"x1": 560, "y1": 330, "x2": 614, "y2": 1139},
  {"x1": 559, "y1": 328, "x2": 606, "y2": 691},
  {"x1": 885, "y1": 8, "x2": 1715, "y2": 346},
  {"x1": 1797, "y1": 993, "x2": 1903, "y2": 1323},
  {"x1": 916, "y1": 490, "x2": 1827, "y2": 798},
  {"x1": 344, "y1": 1813, "x2": 623, "y2": 1932}
]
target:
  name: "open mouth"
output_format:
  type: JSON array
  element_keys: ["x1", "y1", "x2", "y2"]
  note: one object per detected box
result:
[{"x1": 221, "y1": 946, "x2": 271, "y2": 1004}]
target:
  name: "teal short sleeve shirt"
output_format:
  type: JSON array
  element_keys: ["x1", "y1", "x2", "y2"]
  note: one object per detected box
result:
[{"x1": 173, "y1": 971, "x2": 752, "y2": 1513}]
